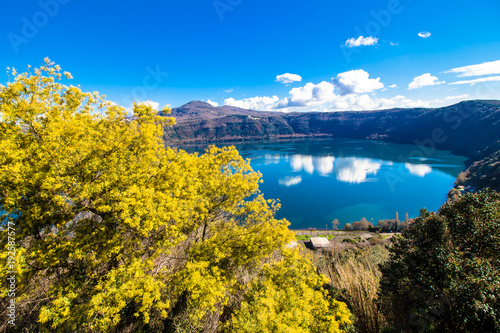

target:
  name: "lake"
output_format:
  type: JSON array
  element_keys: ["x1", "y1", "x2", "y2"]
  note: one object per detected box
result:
[{"x1": 182, "y1": 139, "x2": 468, "y2": 229}]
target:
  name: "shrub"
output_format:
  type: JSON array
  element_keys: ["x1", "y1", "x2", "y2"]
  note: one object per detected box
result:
[
  {"x1": 379, "y1": 191, "x2": 500, "y2": 333},
  {"x1": 0, "y1": 60, "x2": 353, "y2": 333}
]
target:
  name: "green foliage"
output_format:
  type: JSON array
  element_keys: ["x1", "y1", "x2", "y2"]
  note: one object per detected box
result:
[
  {"x1": 295, "y1": 234, "x2": 311, "y2": 241},
  {"x1": 0, "y1": 60, "x2": 352, "y2": 332},
  {"x1": 379, "y1": 191, "x2": 500, "y2": 333},
  {"x1": 295, "y1": 234, "x2": 335, "y2": 241},
  {"x1": 342, "y1": 237, "x2": 363, "y2": 244}
]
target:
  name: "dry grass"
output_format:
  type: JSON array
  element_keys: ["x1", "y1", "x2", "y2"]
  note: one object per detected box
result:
[{"x1": 318, "y1": 246, "x2": 389, "y2": 333}]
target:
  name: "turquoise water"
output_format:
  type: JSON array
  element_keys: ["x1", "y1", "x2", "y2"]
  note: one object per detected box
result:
[{"x1": 186, "y1": 139, "x2": 468, "y2": 229}]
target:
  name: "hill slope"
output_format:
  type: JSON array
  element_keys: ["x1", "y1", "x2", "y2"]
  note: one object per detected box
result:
[{"x1": 162, "y1": 100, "x2": 500, "y2": 192}]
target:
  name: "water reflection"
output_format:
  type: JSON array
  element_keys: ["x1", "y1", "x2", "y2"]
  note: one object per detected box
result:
[
  {"x1": 179, "y1": 139, "x2": 467, "y2": 228},
  {"x1": 405, "y1": 163, "x2": 432, "y2": 177},
  {"x1": 272, "y1": 154, "x2": 384, "y2": 184},
  {"x1": 291, "y1": 155, "x2": 315, "y2": 174},
  {"x1": 278, "y1": 176, "x2": 302, "y2": 187},
  {"x1": 335, "y1": 158, "x2": 381, "y2": 183},
  {"x1": 263, "y1": 154, "x2": 282, "y2": 165}
]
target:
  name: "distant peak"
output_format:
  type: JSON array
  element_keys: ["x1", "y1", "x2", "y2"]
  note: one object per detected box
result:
[{"x1": 180, "y1": 100, "x2": 216, "y2": 108}]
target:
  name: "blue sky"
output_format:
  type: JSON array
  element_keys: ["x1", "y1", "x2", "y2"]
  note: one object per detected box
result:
[{"x1": 1, "y1": 0, "x2": 500, "y2": 111}]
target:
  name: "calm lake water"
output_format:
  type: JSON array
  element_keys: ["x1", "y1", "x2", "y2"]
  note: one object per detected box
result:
[{"x1": 182, "y1": 139, "x2": 467, "y2": 229}]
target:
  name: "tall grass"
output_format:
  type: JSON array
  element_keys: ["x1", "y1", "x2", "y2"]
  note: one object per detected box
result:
[{"x1": 318, "y1": 246, "x2": 389, "y2": 333}]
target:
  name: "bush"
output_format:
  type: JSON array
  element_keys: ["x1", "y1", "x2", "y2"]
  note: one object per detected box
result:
[
  {"x1": 379, "y1": 191, "x2": 500, "y2": 333},
  {"x1": 0, "y1": 60, "x2": 353, "y2": 333}
]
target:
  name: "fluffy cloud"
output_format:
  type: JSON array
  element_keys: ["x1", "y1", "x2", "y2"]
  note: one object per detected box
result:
[
  {"x1": 449, "y1": 76, "x2": 500, "y2": 85},
  {"x1": 418, "y1": 31, "x2": 431, "y2": 38},
  {"x1": 277, "y1": 81, "x2": 336, "y2": 109},
  {"x1": 206, "y1": 99, "x2": 219, "y2": 107},
  {"x1": 225, "y1": 90, "x2": 464, "y2": 112},
  {"x1": 223, "y1": 68, "x2": 468, "y2": 112},
  {"x1": 224, "y1": 95, "x2": 279, "y2": 110},
  {"x1": 141, "y1": 100, "x2": 160, "y2": 110},
  {"x1": 333, "y1": 69, "x2": 384, "y2": 95},
  {"x1": 345, "y1": 36, "x2": 379, "y2": 48},
  {"x1": 408, "y1": 73, "x2": 445, "y2": 90},
  {"x1": 328, "y1": 94, "x2": 432, "y2": 111},
  {"x1": 388, "y1": 84, "x2": 398, "y2": 88},
  {"x1": 446, "y1": 60, "x2": 500, "y2": 77},
  {"x1": 445, "y1": 94, "x2": 469, "y2": 100},
  {"x1": 276, "y1": 73, "x2": 302, "y2": 84}
]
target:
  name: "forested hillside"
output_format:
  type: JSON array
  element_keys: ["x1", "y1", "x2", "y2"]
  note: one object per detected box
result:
[{"x1": 163, "y1": 100, "x2": 500, "y2": 192}]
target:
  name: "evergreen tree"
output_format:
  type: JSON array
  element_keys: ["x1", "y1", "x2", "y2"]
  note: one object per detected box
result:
[{"x1": 379, "y1": 191, "x2": 500, "y2": 333}]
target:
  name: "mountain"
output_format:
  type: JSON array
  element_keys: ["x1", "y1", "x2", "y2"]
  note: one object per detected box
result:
[{"x1": 162, "y1": 100, "x2": 500, "y2": 192}]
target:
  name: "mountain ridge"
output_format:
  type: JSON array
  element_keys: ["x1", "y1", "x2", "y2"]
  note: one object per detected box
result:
[{"x1": 162, "y1": 100, "x2": 500, "y2": 192}]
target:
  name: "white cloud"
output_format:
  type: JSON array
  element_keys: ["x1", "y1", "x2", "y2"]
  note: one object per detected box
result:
[
  {"x1": 408, "y1": 73, "x2": 445, "y2": 90},
  {"x1": 418, "y1": 31, "x2": 431, "y2": 38},
  {"x1": 224, "y1": 96, "x2": 279, "y2": 111},
  {"x1": 389, "y1": 41, "x2": 398, "y2": 46},
  {"x1": 277, "y1": 81, "x2": 336, "y2": 109},
  {"x1": 278, "y1": 176, "x2": 302, "y2": 187},
  {"x1": 223, "y1": 88, "x2": 234, "y2": 93},
  {"x1": 225, "y1": 90, "x2": 464, "y2": 113},
  {"x1": 328, "y1": 94, "x2": 432, "y2": 111},
  {"x1": 223, "y1": 68, "x2": 470, "y2": 113},
  {"x1": 405, "y1": 163, "x2": 432, "y2": 177},
  {"x1": 333, "y1": 69, "x2": 384, "y2": 95},
  {"x1": 449, "y1": 76, "x2": 500, "y2": 85},
  {"x1": 446, "y1": 60, "x2": 500, "y2": 77},
  {"x1": 206, "y1": 99, "x2": 219, "y2": 107},
  {"x1": 445, "y1": 94, "x2": 469, "y2": 100},
  {"x1": 141, "y1": 100, "x2": 160, "y2": 110},
  {"x1": 345, "y1": 36, "x2": 379, "y2": 48},
  {"x1": 276, "y1": 73, "x2": 302, "y2": 84}
]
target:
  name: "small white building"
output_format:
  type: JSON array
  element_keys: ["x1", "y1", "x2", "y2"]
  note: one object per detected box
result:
[{"x1": 310, "y1": 237, "x2": 331, "y2": 250}]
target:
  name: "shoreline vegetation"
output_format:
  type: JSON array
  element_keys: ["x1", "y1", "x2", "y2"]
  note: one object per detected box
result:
[{"x1": 1, "y1": 61, "x2": 499, "y2": 332}]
